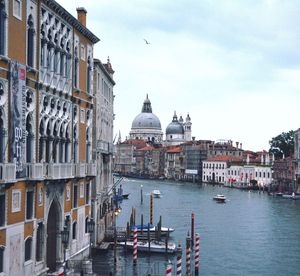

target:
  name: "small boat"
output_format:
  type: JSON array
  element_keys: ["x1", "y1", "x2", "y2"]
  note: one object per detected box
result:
[
  {"x1": 122, "y1": 193, "x2": 130, "y2": 199},
  {"x1": 118, "y1": 240, "x2": 176, "y2": 254},
  {"x1": 213, "y1": 194, "x2": 226, "y2": 203},
  {"x1": 132, "y1": 224, "x2": 174, "y2": 235},
  {"x1": 282, "y1": 192, "x2": 300, "y2": 200},
  {"x1": 152, "y1": 189, "x2": 161, "y2": 198}
]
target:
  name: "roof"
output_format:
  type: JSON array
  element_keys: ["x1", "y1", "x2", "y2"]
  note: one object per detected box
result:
[
  {"x1": 138, "y1": 146, "x2": 155, "y2": 151},
  {"x1": 44, "y1": 0, "x2": 100, "y2": 43},
  {"x1": 121, "y1": 139, "x2": 146, "y2": 145},
  {"x1": 206, "y1": 156, "x2": 243, "y2": 162},
  {"x1": 167, "y1": 147, "x2": 182, "y2": 153}
]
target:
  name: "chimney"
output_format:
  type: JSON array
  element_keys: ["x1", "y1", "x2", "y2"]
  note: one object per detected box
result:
[
  {"x1": 77, "y1": 7, "x2": 87, "y2": 27},
  {"x1": 236, "y1": 142, "x2": 239, "y2": 149}
]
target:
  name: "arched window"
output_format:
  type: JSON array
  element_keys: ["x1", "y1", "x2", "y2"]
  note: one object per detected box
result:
[
  {"x1": 26, "y1": 115, "x2": 33, "y2": 163},
  {"x1": 0, "y1": 1, "x2": 6, "y2": 56},
  {"x1": 72, "y1": 221, "x2": 77, "y2": 240},
  {"x1": 27, "y1": 15, "x2": 34, "y2": 67},
  {"x1": 36, "y1": 223, "x2": 44, "y2": 262},
  {"x1": 25, "y1": 237, "x2": 32, "y2": 261}
]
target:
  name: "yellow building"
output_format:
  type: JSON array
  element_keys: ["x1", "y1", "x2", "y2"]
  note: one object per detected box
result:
[{"x1": 0, "y1": 1, "x2": 99, "y2": 275}]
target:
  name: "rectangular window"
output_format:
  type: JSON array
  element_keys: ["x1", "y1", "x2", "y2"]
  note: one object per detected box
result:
[
  {"x1": 26, "y1": 191, "x2": 34, "y2": 220},
  {"x1": 85, "y1": 183, "x2": 90, "y2": 204},
  {"x1": 73, "y1": 184, "x2": 78, "y2": 208},
  {"x1": 0, "y1": 247, "x2": 3, "y2": 272},
  {"x1": 0, "y1": 194, "x2": 5, "y2": 226},
  {"x1": 13, "y1": 0, "x2": 22, "y2": 20}
]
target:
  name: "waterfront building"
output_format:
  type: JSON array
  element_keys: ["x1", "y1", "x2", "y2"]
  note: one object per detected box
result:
[
  {"x1": 129, "y1": 95, "x2": 163, "y2": 143},
  {"x1": 293, "y1": 128, "x2": 300, "y2": 192},
  {"x1": 0, "y1": 1, "x2": 100, "y2": 275},
  {"x1": 164, "y1": 147, "x2": 184, "y2": 180},
  {"x1": 114, "y1": 139, "x2": 146, "y2": 175},
  {"x1": 202, "y1": 156, "x2": 242, "y2": 184},
  {"x1": 92, "y1": 58, "x2": 115, "y2": 244},
  {"x1": 272, "y1": 157, "x2": 295, "y2": 192}
]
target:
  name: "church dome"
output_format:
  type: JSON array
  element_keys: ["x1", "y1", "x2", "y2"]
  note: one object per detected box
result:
[
  {"x1": 131, "y1": 112, "x2": 161, "y2": 129},
  {"x1": 131, "y1": 94, "x2": 162, "y2": 130},
  {"x1": 166, "y1": 112, "x2": 184, "y2": 135}
]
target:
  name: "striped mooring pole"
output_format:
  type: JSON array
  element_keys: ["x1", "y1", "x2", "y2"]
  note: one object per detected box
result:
[
  {"x1": 186, "y1": 231, "x2": 191, "y2": 276},
  {"x1": 133, "y1": 227, "x2": 138, "y2": 266},
  {"x1": 195, "y1": 233, "x2": 200, "y2": 275},
  {"x1": 165, "y1": 261, "x2": 172, "y2": 276},
  {"x1": 176, "y1": 242, "x2": 182, "y2": 276}
]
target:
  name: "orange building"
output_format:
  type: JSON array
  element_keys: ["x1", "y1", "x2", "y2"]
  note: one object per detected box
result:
[{"x1": 0, "y1": 1, "x2": 100, "y2": 275}]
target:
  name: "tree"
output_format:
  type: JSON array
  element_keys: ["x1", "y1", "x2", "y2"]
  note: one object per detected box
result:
[{"x1": 269, "y1": 130, "x2": 294, "y2": 159}]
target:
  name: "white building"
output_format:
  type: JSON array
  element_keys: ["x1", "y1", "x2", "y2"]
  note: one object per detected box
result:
[{"x1": 93, "y1": 58, "x2": 115, "y2": 244}]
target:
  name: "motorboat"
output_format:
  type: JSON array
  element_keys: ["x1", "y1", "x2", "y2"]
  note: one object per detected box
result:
[
  {"x1": 118, "y1": 240, "x2": 176, "y2": 254},
  {"x1": 132, "y1": 224, "x2": 174, "y2": 235},
  {"x1": 152, "y1": 189, "x2": 161, "y2": 198},
  {"x1": 213, "y1": 194, "x2": 226, "y2": 203},
  {"x1": 282, "y1": 192, "x2": 300, "y2": 200}
]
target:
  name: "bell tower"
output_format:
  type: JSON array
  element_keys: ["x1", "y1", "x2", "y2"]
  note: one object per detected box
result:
[{"x1": 184, "y1": 113, "x2": 192, "y2": 141}]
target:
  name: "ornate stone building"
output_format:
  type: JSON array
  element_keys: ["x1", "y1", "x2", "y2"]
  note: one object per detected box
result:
[{"x1": 0, "y1": 1, "x2": 100, "y2": 275}]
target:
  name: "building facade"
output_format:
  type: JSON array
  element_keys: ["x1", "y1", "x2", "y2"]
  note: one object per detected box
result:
[
  {"x1": 92, "y1": 58, "x2": 115, "y2": 244},
  {"x1": 0, "y1": 1, "x2": 99, "y2": 275}
]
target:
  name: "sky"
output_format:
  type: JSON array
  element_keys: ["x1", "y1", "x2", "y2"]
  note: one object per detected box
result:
[{"x1": 57, "y1": 0, "x2": 300, "y2": 152}]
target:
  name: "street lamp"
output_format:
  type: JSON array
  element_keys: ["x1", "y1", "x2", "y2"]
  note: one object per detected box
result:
[
  {"x1": 61, "y1": 226, "x2": 69, "y2": 275},
  {"x1": 113, "y1": 206, "x2": 122, "y2": 265},
  {"x1": 87, "y1": 218, "x2": 95, "y2": 259}
]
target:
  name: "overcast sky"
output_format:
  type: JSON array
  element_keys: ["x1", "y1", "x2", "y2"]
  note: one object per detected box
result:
[{"x1": 57, "y1": 0, "x2": 300, "y2": 152}]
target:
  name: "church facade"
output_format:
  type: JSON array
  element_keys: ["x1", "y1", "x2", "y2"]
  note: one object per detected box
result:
[{"x1": 129, "y1": 95, "x2": 192, "y2": 145}]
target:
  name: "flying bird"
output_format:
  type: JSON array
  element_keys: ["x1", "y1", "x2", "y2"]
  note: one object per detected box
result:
[{"x1": 143, "y1": 38, "x2": 151, "y2": 45}]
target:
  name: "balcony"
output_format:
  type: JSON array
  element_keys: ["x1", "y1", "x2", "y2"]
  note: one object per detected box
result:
[
  {"x1": 0, "y1": 163, "x2": 16, "y2": 183},
  {"x1": 27, "y1": 163, "x2": 44, "y2": 180},
  {"x1": 47, "y1": 163, "x2": 74, "y2": 179},
  {"x1": 86, "y1": 163, "x2": 96, "y2": 176},
  {"x1": 74, "y1": 163, "x2": 86, "y2": 178},
  {"x1": 97, "y1": 140, "x2": 114, "y2": 155}
]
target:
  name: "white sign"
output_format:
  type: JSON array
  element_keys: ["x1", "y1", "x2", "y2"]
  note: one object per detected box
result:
[{"x1": 185, "y1": 169, "x2": 198, "y2": 175}]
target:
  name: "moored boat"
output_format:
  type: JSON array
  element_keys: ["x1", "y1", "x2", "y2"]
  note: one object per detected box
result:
[
  {"x1": 152, "y1": 189, "x2": 161, "y2": 198},
  {"x1": 118, "y1": 240, "x2": 177, "y2": 253},
  {"x1": 213, "y1": 194, "x2": 226, "y2": 203},
  {"x1": 132, "y1": 224, "x2": 174, "y2": 235}
]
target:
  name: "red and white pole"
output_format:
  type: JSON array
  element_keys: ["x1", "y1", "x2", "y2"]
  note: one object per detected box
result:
[
  {"x1": 186, "y1": 232, "x2": 191, "y2": 276},
  {"x1": 191, "y1": 211, "x2": 194, "y2": 248},
  {"x1": 176, "y1": 243, "x2": 182, "y2": 276},
  {"x1": 165, "y1": 261, "x2": 172, "y2": 276},
  {"x1": 195, "y1": 233, "x2": 200, "y2": 275},
  {"x1": 133, "y1": 227, "x2": 138, "y2": 266}
]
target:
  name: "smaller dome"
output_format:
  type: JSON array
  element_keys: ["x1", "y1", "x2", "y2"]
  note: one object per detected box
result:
[{"x1": 166, "y1": 112, "x2": 184, "y2": 135}]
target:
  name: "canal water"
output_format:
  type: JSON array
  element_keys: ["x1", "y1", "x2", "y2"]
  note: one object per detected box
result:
[{"x1": 93, "y1": 178, "x2": 300, "y2": 276}]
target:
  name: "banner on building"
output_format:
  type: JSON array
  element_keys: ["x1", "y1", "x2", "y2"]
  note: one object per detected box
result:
[
  {"x1": 185, "y1": 169, "x2": 198, "y2": 175},
  {"x1": 10, "y1": 61, "x2": 26, "y2": 178}
]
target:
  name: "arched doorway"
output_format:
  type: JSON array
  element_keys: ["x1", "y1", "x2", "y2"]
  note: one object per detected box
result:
[
  {"x1": 212, "y1": 172, "x2": 215, "y2": 183},
  {"x1": 47, "y1": 201, "x2": 59, "y2": 272}
]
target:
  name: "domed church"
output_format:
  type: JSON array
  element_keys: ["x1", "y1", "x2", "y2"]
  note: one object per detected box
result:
[
  {"x1": 165, "y1": 112, "x2": 192, "y2": 145},
  {"x1": 129, "y1": 95, "x2": 163, "y2": 143}
]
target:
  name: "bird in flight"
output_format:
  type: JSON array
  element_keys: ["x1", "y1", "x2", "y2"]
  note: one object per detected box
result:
[{"x1": 144, "y1": 38, "x2": 151, "y2": 45}]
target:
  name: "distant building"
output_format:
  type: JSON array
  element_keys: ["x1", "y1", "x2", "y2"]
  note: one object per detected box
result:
[
  {"x1": 129, "y1": 95, "x2": 163, "y2": 143},
  {"x1": 165, "y1": 112, "x2": 192, "y2": 145}
]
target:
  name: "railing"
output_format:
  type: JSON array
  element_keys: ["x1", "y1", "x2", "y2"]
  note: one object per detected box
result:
[
  {"x1": 86, "y1": 163, "x2": 96, "y2": 176},
  {"x1": 0, "y1": 163, "x2": 16, "y2": 183},
  {"x1": 47, "y1": 163, "x2": 74, "y2": 179},
  {"x1": 74, "y1": 163, "x2": 86, "y2": 178},
  {"x1": 27, "y1": 163, "x2": 44, "y2": 180}
]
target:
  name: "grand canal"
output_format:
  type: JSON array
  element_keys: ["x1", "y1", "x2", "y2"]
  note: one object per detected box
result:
[{"x1": 93, "y1": 178, "x2": 300, "y2": 275}]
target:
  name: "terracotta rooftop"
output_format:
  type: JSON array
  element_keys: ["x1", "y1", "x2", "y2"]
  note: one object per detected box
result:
[
  {"x1": 167, "y1": 147, "x2": 182, "y2": 153},
  {"x1": 122, "y1": 139, "x2": 146, "y2": 145}
]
